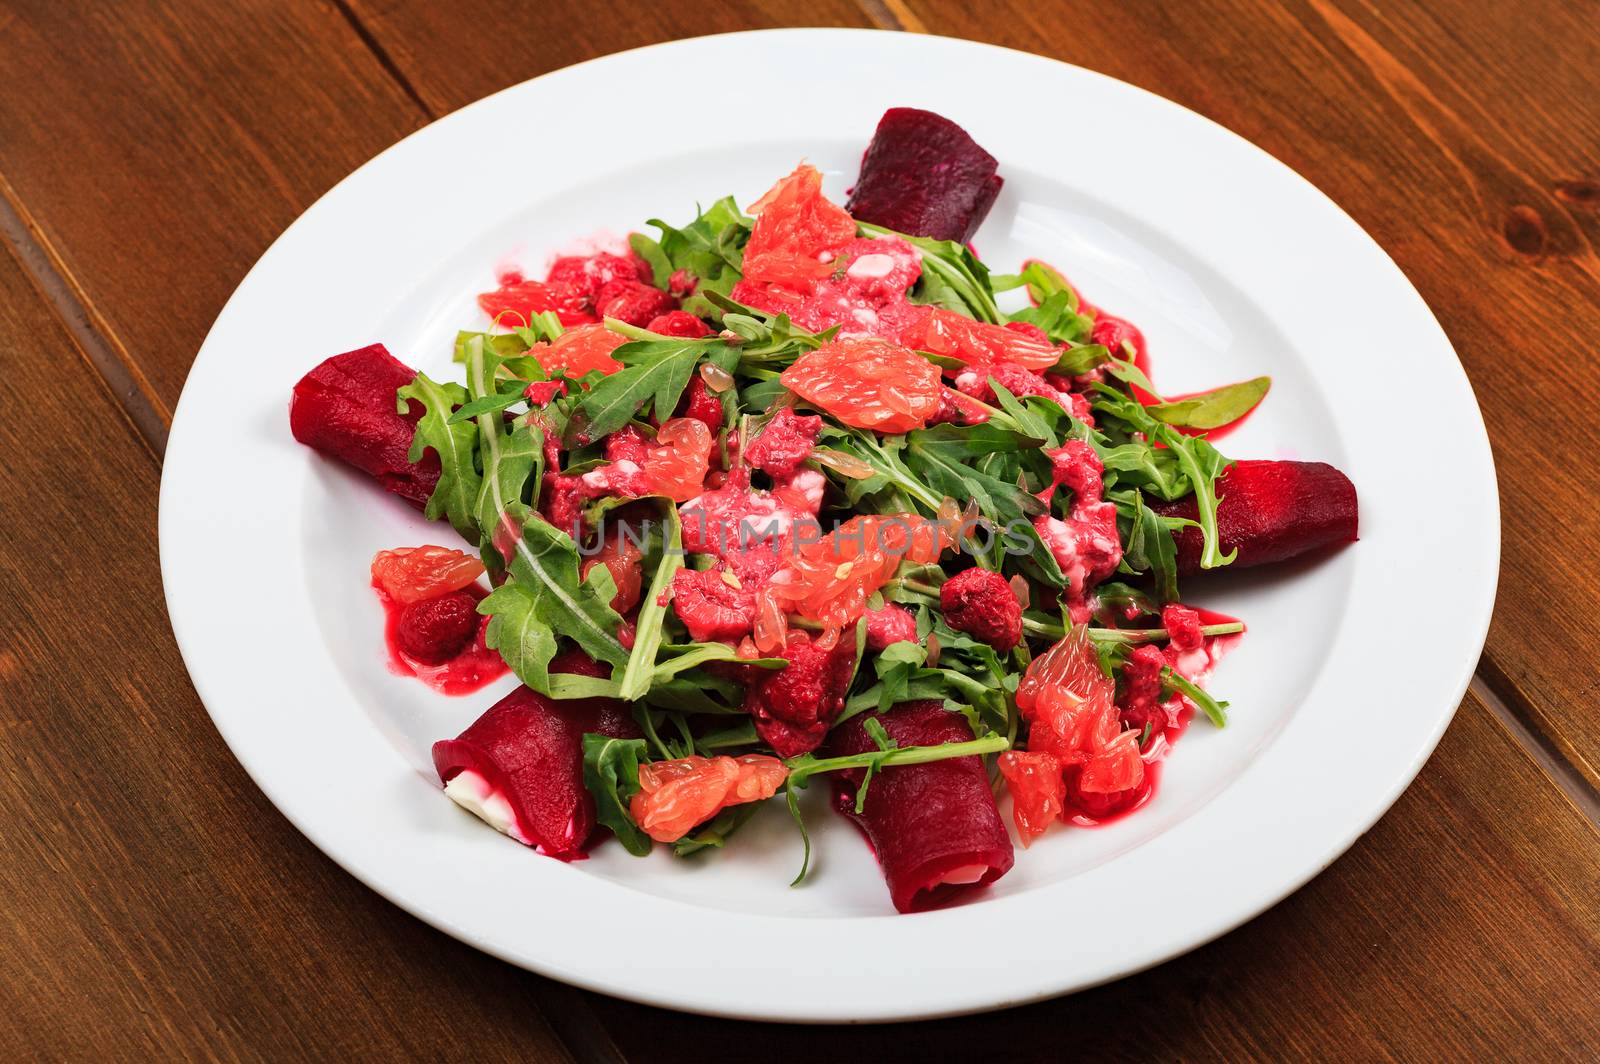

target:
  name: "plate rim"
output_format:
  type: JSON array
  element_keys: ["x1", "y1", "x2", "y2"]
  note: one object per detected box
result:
[{"x1": 159, "y1": 27, "x2": 1500, "y2": 1022}]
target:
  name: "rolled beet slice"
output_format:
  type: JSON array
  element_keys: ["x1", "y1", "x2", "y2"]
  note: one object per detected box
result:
[
  {"x1": 289, "y1": 343, "x2": 440, "y2": 509},
  {"x1": 826, "y1": 701, "x2": 1014, "y2": 913},
  {"x1": 846, "y1": 108, "x2": 1003, "y2": 244},
  {"x1": 1154, "y1": 460, "x2": 1358, "y2": 575},
  {"x1": 432, "y1": 657, "x2": 637, "y2": 860}
]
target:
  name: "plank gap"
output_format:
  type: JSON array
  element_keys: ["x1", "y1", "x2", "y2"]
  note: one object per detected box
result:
[
  {"x1": 329, "y1": 0, "x2": 437, "y2": 119},
  {"x1": 0, "y1": 174, "x2": 169, "y2": 459},
  {"x1": 1472, "y1": 667, "x2": 1600, "y2": 830}
]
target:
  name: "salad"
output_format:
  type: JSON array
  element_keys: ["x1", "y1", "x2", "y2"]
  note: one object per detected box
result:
[{"x1": 289, "y1": 108, "x2": 1358, "y2": 914}]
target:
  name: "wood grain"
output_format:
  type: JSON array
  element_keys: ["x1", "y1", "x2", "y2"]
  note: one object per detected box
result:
[
  {"x1": 0, "y1": 239, "x2": 575, "y2": 1060},
  {"x1": 879, "y1": 0, "x2": 1600, "y2": 793},
  {"x1": 342, "y1": 0, "x2": 875, "y2": 118},
  {"x1": 0, "y1": 0, "x2": 427, "y2": 417},
  {"x1": 588, "y1": 695, "x2": 1600, "y2": 1061}
]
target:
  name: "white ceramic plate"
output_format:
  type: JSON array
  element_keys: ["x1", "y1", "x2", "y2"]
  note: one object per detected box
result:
[{"x1": 160, "y1": 29, "x2": 1498, "y2": 1022}]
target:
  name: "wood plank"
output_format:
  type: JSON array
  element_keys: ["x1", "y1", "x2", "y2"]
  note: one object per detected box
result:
[
  {"x1": 880, "y1": 0, "x2": 1600, "y2": 790},
  {"x1": 344, "y1": 0, "x2": 875, "y2": 117},
  {"x1": 0, "y1": 0, "x2": 428, "y2": 417},
  {"x1": 0, "y1": 242, "x2": 572, "y2": 1062},
  {"x1": 567, "y1": 694, "x2": 1600, "y2": 1060}
]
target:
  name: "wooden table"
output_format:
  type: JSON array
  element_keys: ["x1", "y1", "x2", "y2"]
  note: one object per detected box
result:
[{"x1": 2, "y1": 1, "x2": 1596, "y2": 1058}]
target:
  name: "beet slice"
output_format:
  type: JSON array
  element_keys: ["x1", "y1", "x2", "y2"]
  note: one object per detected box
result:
[
  {"x1": 826, "y1": 701, "x2": 1014, "y2": 913},
  {"x1": 846, "y1": 108, "x2": 1003, "y2": 243},
  {"x1": 431, "y1": 653, "x2": 637, "y2": 860},
  {"x1": 289, "y1": 343, "x2": 439, "y2": 509},
  {"x1": 1153, "y1": 460, "x2": 1358, "y2": 575}
]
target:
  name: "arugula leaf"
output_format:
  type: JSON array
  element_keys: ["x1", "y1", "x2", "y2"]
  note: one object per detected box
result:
[
  {"x1": 481, "y1": 516, "x2": 628, "y2": 691},
  {"x1": 447, "y1": 378, "x2": 532, "y2": 423},
  {"x1": 1144, "y1": 376, "x2": 1270, "y2": 431},
  {"x1": 397, "y1": 372, "x2": 481, "y2": 542},
  {"x1": 452, "y1": 329, "x2": 531, "y2": 364},
  {"x1": 1118, "y1": 489, "x2": 1181, "y2": 602},
  {"x1": 673, "y1": 801, "x2": 765, "y2": 857},
  {"x1": 566, "y1": 338, "x2": 717, "y2": 443},
  {"x1": 633, "y1": 196, "x2": 751, "y2": 319},
  {"x1": 993, "y1": 260, "x2": 1080, "y2": 310},
  {"x1": 859, "y1": 221, "x2": 1000, "y2": 322},
  {"x1": 1048, "y1": 342, "x2": 1111, "y2": 376},
  {"x1": 581, "y1": 734, "x2": 652, "y2": 856},
  {"x1": 1008, "y1": 291, "x2": 1095, "y2": 346},
  {"x1": 652, "y1": 642, "x2": 787, "y2": 680},
  {"x1": 616, "y1": 502, "x2": 685, "y2": 701},
  {"x1": 988, "y1": 380, "x2": 1059, "y2": 446},
  {"x1": 1162, "y1": 667, "x2": 1229, "y2": 727}
]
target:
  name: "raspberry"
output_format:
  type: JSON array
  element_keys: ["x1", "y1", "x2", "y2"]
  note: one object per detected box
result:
[
  {"x1": 1041, "y1": 439, "x2": 1104, "y2": 503},
  {"x1": 540, "y1": 473, "x2": 586, "y2": 538},
  {"x1": 864, "y1": 604, "x2": 919, "y2": 650},
  {"x1": 595, "y1": 280, "x2": 677, "y2": 328},
  {"x1": 743, "y1": 631, "x2": 857, "y2": 757},
  {"x1": 954, "y1": 361, "x2": 1067, "y2": 405},
  {"x1": 1161, "y1": 603, "x2": 1203, "y2": 652},
  {"x1": 670, "y1": 568, "x2": 757, "y2": 642},
  {"x1": 395, "y1": 591, "x2": 479, "y2": 664},
  {"x1": 744, "y1": 408, "x2": 822, "y2": 477},
  {"x1": 676, "y1": 375, "x2": 725, "y2": 434},
  {"x1": 545, "y1": 252, "x2": 651, "y2": 306},
  {"x1": 646, "y1": 310, "x2": 712, "y2": 337},
  {"x1": 668, "y1": 269, "x2": 698, "y2": 297},
  {"x1": 1117, "y1": 645, "x2": 1169, "y2": 733},
  {"x1": 606, "y1": 425, "x2": 652, "y2": 466},
  {"x1": 939, "y1": 567, "x2": 1022, "y2": 651},
  {"x1": 1090, "y1": 314, "x2": 1145, "y2": 363}
]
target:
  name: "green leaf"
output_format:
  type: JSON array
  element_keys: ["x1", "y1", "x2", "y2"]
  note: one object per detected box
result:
[
  {"x1": 581, "y1": 734, "x2": 652, "y2": 856},
  {"x1": 673, "y1": 801, "x2": 765, "y2": 857},
  {"x1": 859, "y1": 221, "x2": 1000, "y2": 322},
  {"x1": 1163, "y1": 667, "x2": 1229, "y2": 727},
  {"x1": 616, "y1": 503, "x2": 685, "y2": 701},
  {"x1": 1118, "y1": 489, "x2": 1181, "y2": 602},
  {"x1": 396, "y1": 372, "x2": 481, "y2": 542},
  {"x1": 640, "y1": 196, "x2": 751, "y2": 320},
  {"x1": 568, "y1": 339, "x2": 718, "y2": 442},
  {"x1": 988, "y1": 379, "x2": 1058, "y2": 446},
  {"x1": 1048, "y1": 342, "x2": 1111, "y2": 376},
  {"x1": 1144, "y1": 376, "x2": 1270, "y2": 431},
  {"x1": 447, "y1": 380, "x2": 530, "y2": 423},
  {"x1": 452, "y1": 329, "x2": 531, "y2": 364},
  {"x1": 481, "y1": 516, "x2": 629, "y2": 691},
  {"x1": 652, "y1": 642, "x2": 787, "y2": 681}
]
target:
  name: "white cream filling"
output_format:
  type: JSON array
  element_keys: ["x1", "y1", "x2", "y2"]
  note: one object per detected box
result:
[
  {"x1": 444, "y1": 770, "x2": 532, "y2": 845},
  {"x1": 936, "y1": 864, "x2": 989, "y2": 885}
]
